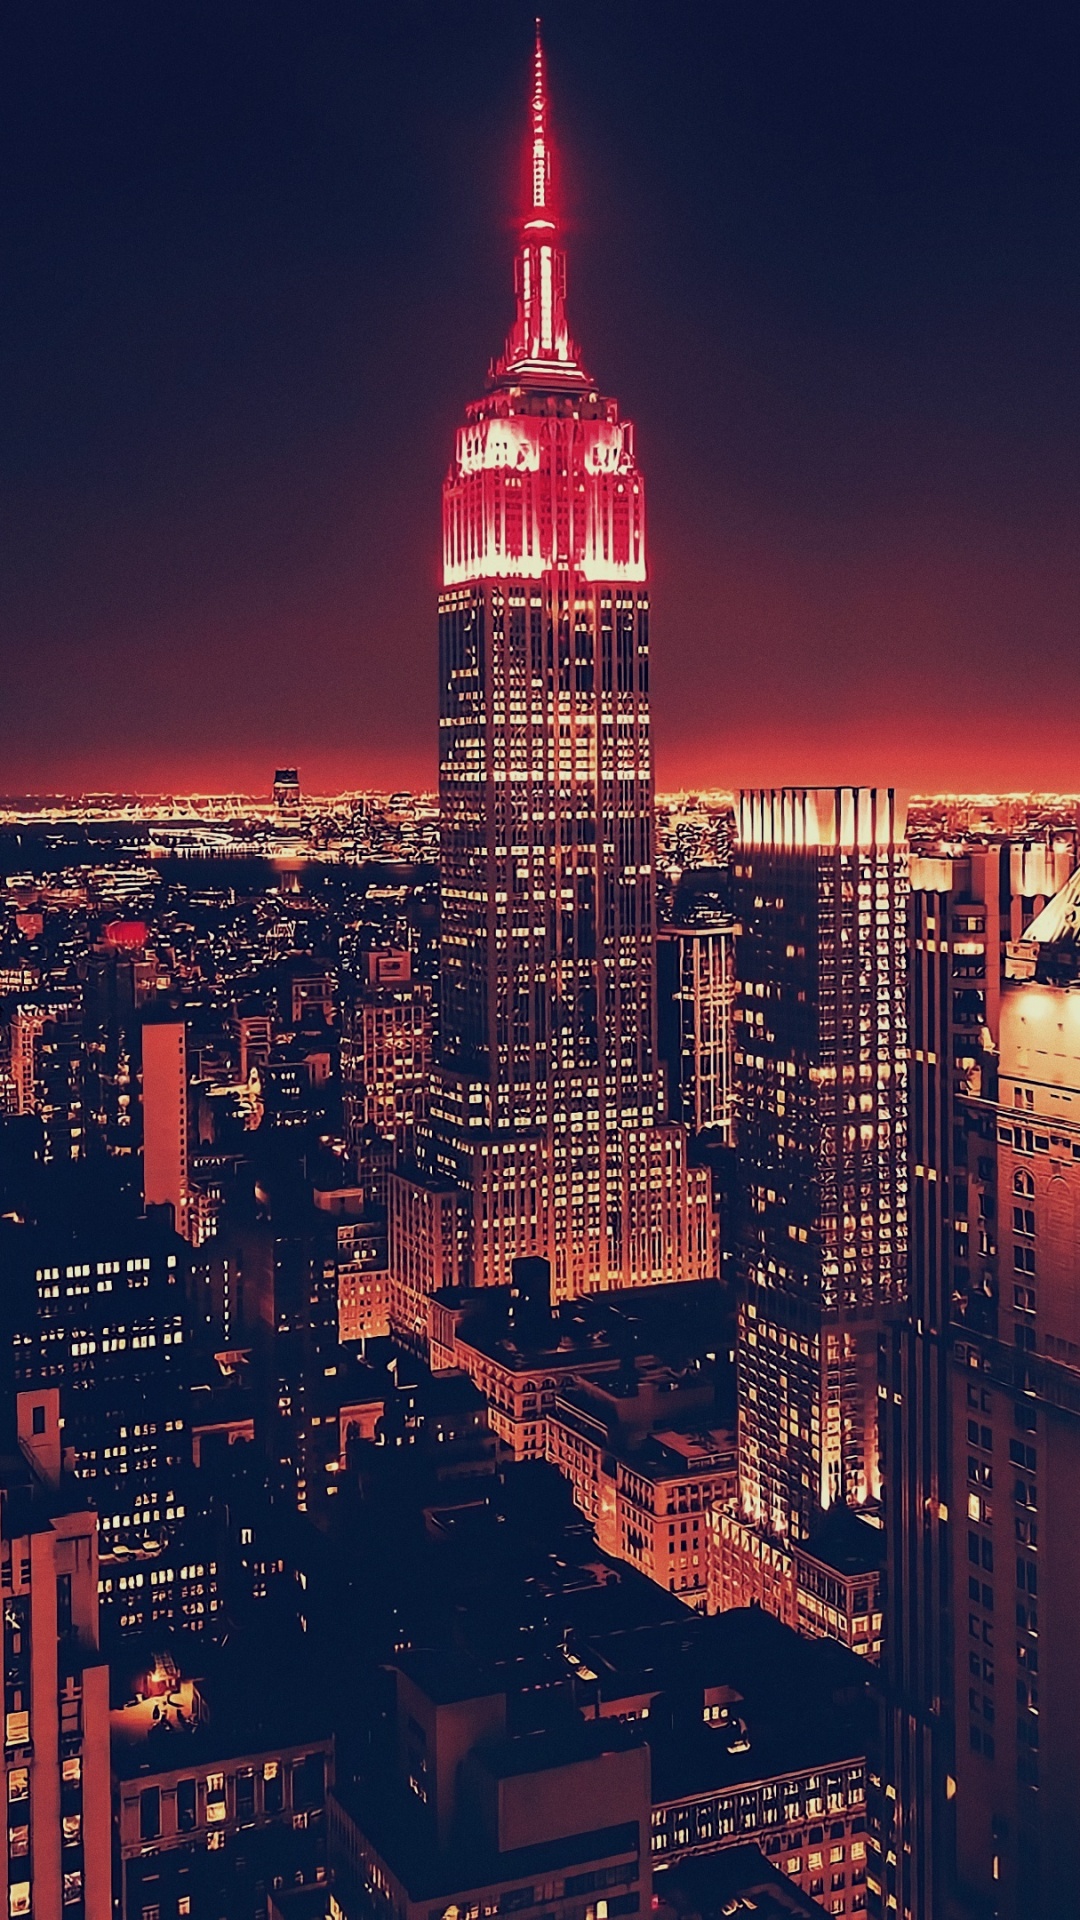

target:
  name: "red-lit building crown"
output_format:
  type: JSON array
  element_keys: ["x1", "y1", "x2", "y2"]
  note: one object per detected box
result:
[{"x1": 442, "y1": 24, "x2": 644, "y2": 588}]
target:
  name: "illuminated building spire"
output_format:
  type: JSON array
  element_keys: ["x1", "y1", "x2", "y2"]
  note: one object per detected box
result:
[
  {"x1": 529, "y1": 17, "x2": 551, "y2": 217},
  {"x1": 495, "y1": 19, "x2": 589, "y2": 386}
]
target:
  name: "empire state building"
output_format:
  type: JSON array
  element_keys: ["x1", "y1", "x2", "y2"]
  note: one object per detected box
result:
[{"x1": 392, "y1": 27, "x2": 713, "y2": 1303}]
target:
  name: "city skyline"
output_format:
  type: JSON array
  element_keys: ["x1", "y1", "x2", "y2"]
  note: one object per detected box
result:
[
  {"x1": 6, "y1": 3, "x2": 1080, "y2": 795},
  {"x1": 4, "y1": 16, "x2": 1080, "y2": 1920}
]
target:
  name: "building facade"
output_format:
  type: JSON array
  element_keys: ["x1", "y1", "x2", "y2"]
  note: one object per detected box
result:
[
  {"x1": 546, "y1": 1374, "x2": 734, "y2": 1608},
  {"x1": 657, "y1": 918, "x2": 739, "y2": 1143},
  {"x1": 142, "y1": 1015, "x2": 189, "y2": 1239},
  {"x1": 393, "y1": 27, "x2": 712, "y2": 1304},
  {"x1": 931, "y1": 879, "x2": 1080, "y2": 1920},
  {"x1": 341, "y1": 949, "x2": 432, "y2": 1158},
  {"x1": 732, "y1": 789, "x2": 909, "y2": 1553},
  {"x1": 651, "y1": 1759, "x2": 868, "y2": 1918},
  {"x1": 0, "y1": 1389, "x2": 112, "y2": 1920},
  {"x1": 709, "y1": 1508, "x2": 883, "y2": 1662},
  {"x1": 0, "y1": 1217, "x2": 205, "y2": 1644},
  {"x1": 114, "y1": 1723, "x2": 332, "y2": 1920},
  {"x1": 875, "y1": 847, "x2": 1002, "y2": 1920}
]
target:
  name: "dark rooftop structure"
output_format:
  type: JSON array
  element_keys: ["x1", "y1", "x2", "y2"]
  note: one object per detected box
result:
[
  {"x1": 109, "y1": 1618, "x2": 330, "y2": 1784},
  {"x1": 568, "y1": 1607, "x2": 872, "y2": 1806},
  {"x1": 804, "y1": 1503, "x2": 886, "y2": 1581},
  {"x1": 656, "y1": 1842, "x2": 831, "y2": 1918}
]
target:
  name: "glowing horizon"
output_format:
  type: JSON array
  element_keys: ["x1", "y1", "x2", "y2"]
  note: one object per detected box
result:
[{"x1": 6, "y1": 12, "x2": 1080, "y2": 810}]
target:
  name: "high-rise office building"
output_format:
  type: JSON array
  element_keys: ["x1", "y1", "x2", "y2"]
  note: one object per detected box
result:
[
  {"x1": 141, "y1": 1013, "x2": 189, "y2": 1238},
  {"x1": 947, "y1": 881, "x2": 1080, "y2": 1920},
  {"x1": 341, "y1": 949, "x2": 432, "y2": 1158},
  {"x1": 0, "y1": 1215, "x2": 206, "y2": 1644},
  {"x1": 393, "y1": 28, "x2": 712, "y2": 1305},
  {"x1": 657, "y1": 919, "x2": 738, "y2": 1142},
  {"x1": 875, "y1": 838, "x2": 1080, "y2": 1920},
  {"x1": 233, "y1": 1007, "x2": 273, "y2": 1085},
  {"x1": 0, "y1": 1387, "x2": 112, "y2": 1920},
  {"x1": 716, "y1": 791, "x2": 908, "y2": 1639},
  {"x1": 80, "y1": 925, "x2": 155, "y2": 1163},
  {"x1": 261, "y1": 1200, "x2": 343, "y2": 1518},
  {"x1": 874, "y1": 846, "x2": 999, "y2": 1920},
  {"x1": 272, "y1": 769, "x2": 301, "y2": 816},
  {"x1": 734, "y1": 789, "x2": 909, "y2": 1534},
  {"x1": 9, "y1": 1006, "x2": 60, "y2": 1121},
  {"x1": 876, "y1": 857, "x2": 1080, "y2": 1920},
  {"x1": 8, "y1": 1002, "x2": 85, "y2": 1165}
]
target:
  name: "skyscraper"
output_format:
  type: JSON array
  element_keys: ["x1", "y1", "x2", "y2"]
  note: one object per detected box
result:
[
  {"x1": 8, "y1": 1001, "x2": 85, "y2": 1165},
  {"x1": 0, "y1": 1388, "x2": 112, "y2": 1920},
  {"x1": 874, "y1": 836, "x2": 1080, "y2": 1920},
  {"x1": 0, "y1": 1213, "x2": 199, "y2": 1643},
  {"x1": 341, "y1": 948, "x2": 432, "y2": 1158},
  {"x1": 945, "y1": 886, "x2": 1080, "y2": 1920},
  {"x1": 272, "y1": 768, "x2": 301, "y2": 816},
  {"x1": 141, "y1": 1013, "x2": 189, "y2": 1238},
  {"x1": 875, "y1": 853, "x2": 1080, "y2": 1920},
  {"x1": 392, "y1": 28, "x2": 712, "y2": 1302},
  {"x1": 875, "y1": 844, "x2": 1003, "y2": 1920},
  {"x1": 714, "y1": 790, "x2": 907, "y2": 1646},
  {"x1": 657, "y1": 918, "x2": 738, "y2": 1143}
]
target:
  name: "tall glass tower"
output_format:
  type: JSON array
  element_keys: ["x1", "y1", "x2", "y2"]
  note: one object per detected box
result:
[{"x1": 398, "y1": 28, "x2": 712, "y2": 1300}]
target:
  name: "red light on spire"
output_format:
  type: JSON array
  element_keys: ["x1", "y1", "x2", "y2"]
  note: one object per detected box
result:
[
  {"x1": 529, "y1": 17, "x2": 551, "y2": 221},
  {"x1": 493, "y1": 19, "x2": 588, "y2": 387}
]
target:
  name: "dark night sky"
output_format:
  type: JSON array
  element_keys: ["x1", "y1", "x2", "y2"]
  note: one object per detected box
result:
[{"x1": 4, "y1": 1, "x2": 1080, "y2": 796}]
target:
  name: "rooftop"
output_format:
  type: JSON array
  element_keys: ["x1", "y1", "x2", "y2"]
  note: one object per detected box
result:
[
  {"x1": 656, "y1": 1842, "x2": 831, "y2": 1919},
  {"x1": 0, "y1": 1448, "x2": 87, "y2": 1539},
  {"x1": 476, "y1": 1716, "x2": 646, "y2": 1781},
  {"x1": 443, "y1": 1278, "x2": 733, "y2": 1379},
  {"x1": 800, "y1": 1505, "x2": 885, "y2": 1579},
  {"x1": 393, "y1": 1648, "x2": 504, "y2": 1708},
  {"x1": 572, "y1": 1609, "x2": 872, "y2": 1806},
  {"x1": 110, "y1": 1622, "x2": 331, "y2": 1782},
  {"x1": 333, "y1": 1765, "x2": 640, "y2": 1906}
]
